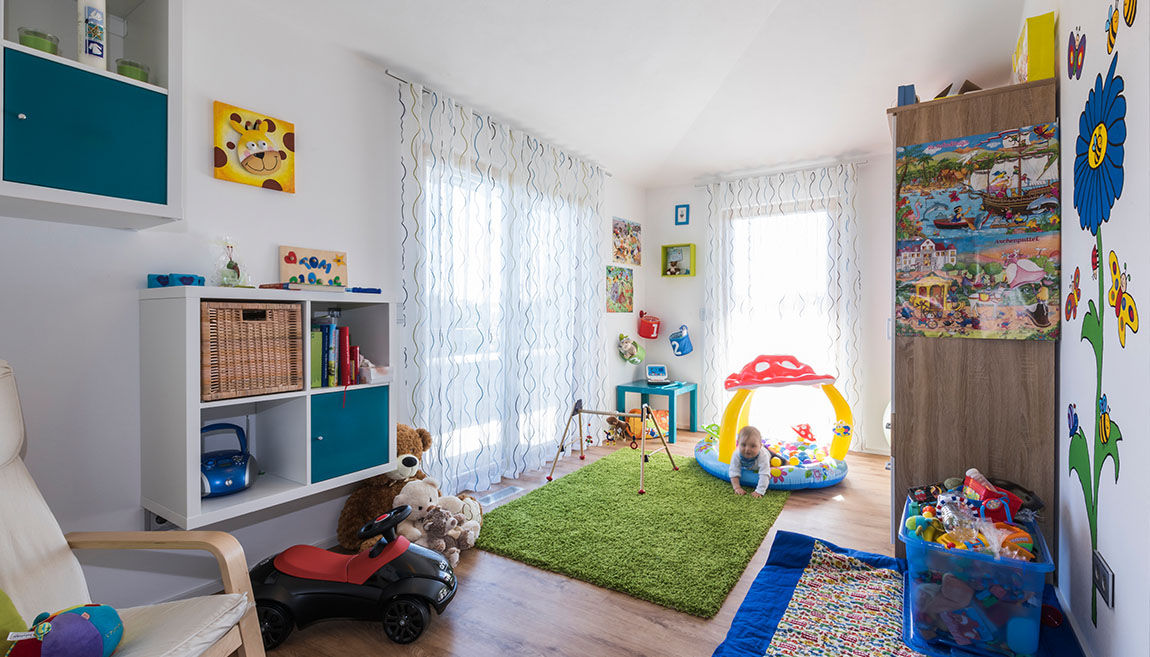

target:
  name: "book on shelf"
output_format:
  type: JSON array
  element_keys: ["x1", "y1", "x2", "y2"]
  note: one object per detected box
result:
[
  {"x1": 338, "y1": 326, "x2": 351, "y2": 387},
  {"x1": 310, "y1": 329, "x2": 322, "y2": 388},
  {"x1": 350, "y1": 345, "x2": 360, "y2": 385},
  {"x1": 325, "y1": 324, "x2": 337, "y2": 387},
  {"x1": 259, "y1": 282, "x2": 347, "y2": 292},
  {"x1": 318, "y1": 325, "x2": 332, "y2": 388}
]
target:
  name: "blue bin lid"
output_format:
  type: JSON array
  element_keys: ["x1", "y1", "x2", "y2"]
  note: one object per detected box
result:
[{"x1": 899, "y1": 498, "x2": 1054, "y2": 572}]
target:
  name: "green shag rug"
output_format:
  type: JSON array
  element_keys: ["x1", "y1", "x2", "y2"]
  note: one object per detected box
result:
[{"x1": 475, "y1": 448, "x2": 788, "y2": 617}]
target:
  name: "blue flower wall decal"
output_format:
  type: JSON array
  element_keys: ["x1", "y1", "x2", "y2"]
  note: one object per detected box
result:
[{"x1": 1074, "y1": 55, "x2": 1126, "y2": 235}]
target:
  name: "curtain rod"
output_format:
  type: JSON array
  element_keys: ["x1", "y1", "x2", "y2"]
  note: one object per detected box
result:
[
  {"x1": 693, "y1": 157, "x2": 870, "y2": 188},
  {"x1": 386, "y1": 70, "x2": 613, "y2": 178}
]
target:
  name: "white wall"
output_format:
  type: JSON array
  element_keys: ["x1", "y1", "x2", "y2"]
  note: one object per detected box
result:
[
  {"x1": 1056, "y1": 3, "x2": 1150, "y2": 656},
  {"x1": 0, "y1": 0, "x2": 398, "y2": 606},
  {"x1": 600, "y1": 179, "x2": 648, "y2": 395},
  {"x1": 640, "y1": 157, "x2": 893, "y2": 454}
]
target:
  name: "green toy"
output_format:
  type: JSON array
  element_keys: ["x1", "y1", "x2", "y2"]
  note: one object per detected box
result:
[{"x1": 0, "y1": 589, "x2": 24, "y2": 654}]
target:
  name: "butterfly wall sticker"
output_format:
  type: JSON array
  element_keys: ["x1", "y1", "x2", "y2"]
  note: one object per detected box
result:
[
  {"x1": 1068, "y1": 31, "x2": 1086, "y2": 80},
  {"x1": 1107, "y1": 250, "x2": 1139, "y2": 347}
]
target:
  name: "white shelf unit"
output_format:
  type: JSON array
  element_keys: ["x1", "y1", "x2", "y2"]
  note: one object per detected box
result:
[
  {"x1": 140, "y1": 286, "x2": 398, "y2": 529},
  {"x1": 0, "y1": 0, "x2": 182, "y2": 229}
]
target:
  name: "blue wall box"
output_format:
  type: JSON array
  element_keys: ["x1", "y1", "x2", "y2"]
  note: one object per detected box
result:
[{"x1": 148, "y1": 273, "x2": 205, "y2": 288}]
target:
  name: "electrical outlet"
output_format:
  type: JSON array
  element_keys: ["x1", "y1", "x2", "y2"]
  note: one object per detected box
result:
[
  {"x1": 1092, "y1": 550, "x2": 1115, "y2": 608},
  {"x1": 145, "y1": 510, "x2": 177, "y2": 532}
]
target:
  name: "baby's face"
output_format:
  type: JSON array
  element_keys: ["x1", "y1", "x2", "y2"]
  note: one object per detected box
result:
[{"x1": 738, "y1": 438, "x2": 761, "y2": 459}]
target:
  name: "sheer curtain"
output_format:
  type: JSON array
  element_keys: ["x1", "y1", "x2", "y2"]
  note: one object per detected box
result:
[
  {"x1": 701, "y1": 164, "x2": 862, "y2": 449},
  {"x1": 397, "y1": 83, "x2": 606, "y2": 495}
]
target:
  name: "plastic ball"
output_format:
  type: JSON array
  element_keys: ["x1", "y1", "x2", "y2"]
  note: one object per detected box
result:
[
  {"x1": 788, "y1": 457, "x2": 799, "y2": 466},
  {"x1": 770, "y1": 457, "x2": 782, "y2": 467}
]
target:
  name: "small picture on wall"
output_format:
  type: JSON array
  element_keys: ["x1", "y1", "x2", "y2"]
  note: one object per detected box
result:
[
  {"x1": 675, "y1": 204, "x2": 690, "y2": 225},
  {"x1": 213, "y1": 101, "x2": 296, "y2": 193},
  {"x1": 606, "y1": 266, "x2": 634, "y2": 312},
  {"x1": 662, "y1": 244, "x2": 696, "y2": 277},
  {"x1": 612, "y1": 217, "x2": 642, "y2": 265}
]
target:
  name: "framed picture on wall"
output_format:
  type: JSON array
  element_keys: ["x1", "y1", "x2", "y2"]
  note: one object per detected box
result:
[
  {"x1": 674, "y1": 204, "x2": 689, "y2": 225},
  {"x1": 661, "y1": 244, "x2": 696, "y2": 277}
]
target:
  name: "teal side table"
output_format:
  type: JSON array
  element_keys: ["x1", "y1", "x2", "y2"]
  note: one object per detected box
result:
[{"x1": 614, "y1": 380, "x2": 698, "y2": 443}]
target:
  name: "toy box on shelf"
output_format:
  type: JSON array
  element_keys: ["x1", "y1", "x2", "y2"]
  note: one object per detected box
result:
[{"x1": 898, "y1": 497, "x2": 1053, "y2": 657}]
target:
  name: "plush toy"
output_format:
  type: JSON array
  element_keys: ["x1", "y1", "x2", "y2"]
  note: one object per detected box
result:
[
  {"x1": 437, "y1": 494, "x2": 482, "y2": 544},
  {"x1": 385, "y1": 478, "x2": 443, "y2": 547},
  {"x1": 1, "y1": 589, "x2": 23, "y2": 654},
  {"x1": 7, "y1": 604, "x2": 122, "y2": 657},
  {"x1": 337, "y1": 424, "x2": 434, "y2": 550},
  {"x1": 416, "y1": 506, "x2": 475, "y2": 566}
]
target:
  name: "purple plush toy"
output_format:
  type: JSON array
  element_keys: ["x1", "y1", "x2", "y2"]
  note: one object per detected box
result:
[{"x1": 7, "y1": 604, "x2": 122, "y2": 657}]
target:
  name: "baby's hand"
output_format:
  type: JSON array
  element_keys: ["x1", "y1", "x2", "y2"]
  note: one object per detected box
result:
[
  {"x1": 750, "y1": 491, "x2": 763, "y2": 499},
  {"x1": 733, "y1": 486, "x2": 746, "y2": 496}
]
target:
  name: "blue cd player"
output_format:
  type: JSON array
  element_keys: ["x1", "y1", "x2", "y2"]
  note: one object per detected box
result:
[{"x1": 200, "y1": 423, "x2": 258, "y2": 498}]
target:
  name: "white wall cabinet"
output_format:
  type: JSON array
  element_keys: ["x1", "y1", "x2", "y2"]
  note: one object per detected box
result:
[{"x1": 0, "y1": 0, "x2": 181, "y2": 228}]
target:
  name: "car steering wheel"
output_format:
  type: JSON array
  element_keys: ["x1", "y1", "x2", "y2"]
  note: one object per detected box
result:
[{"x1": 358, "y1": 505, "x2": 412, "y2": 556}]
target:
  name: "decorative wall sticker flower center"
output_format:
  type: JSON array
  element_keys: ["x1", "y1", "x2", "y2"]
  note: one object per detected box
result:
[{"x1": 1088, "y1": 123, "x2": 1108, "y2": 167}]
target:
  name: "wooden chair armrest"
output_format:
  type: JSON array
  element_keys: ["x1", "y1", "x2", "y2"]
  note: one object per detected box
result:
[{"x1": 66, "y1": 531, "x2": 253, "y2": 598}]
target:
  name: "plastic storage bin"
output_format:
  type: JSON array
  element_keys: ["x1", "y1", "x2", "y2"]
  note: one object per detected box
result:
[{"x1": 899, "y1": 500, "x2": 1053, "y2": 657}]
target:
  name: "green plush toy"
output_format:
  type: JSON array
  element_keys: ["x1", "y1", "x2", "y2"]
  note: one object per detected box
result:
[{"x1": 0, "y1": 589, "x2": 24, "y2": 654}]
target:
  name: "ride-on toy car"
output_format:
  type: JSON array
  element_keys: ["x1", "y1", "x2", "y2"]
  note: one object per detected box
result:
[{"x1": 249, "y1": 505, "x2": 457, "y2": 648}]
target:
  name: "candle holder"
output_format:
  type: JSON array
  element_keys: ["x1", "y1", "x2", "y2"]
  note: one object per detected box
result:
[
  {"x1": 116, "y1": 58, "x2": 150, "y2": 83},
  {"x1": 17, "y1": 28, "x2": 59, "y2": 55}
]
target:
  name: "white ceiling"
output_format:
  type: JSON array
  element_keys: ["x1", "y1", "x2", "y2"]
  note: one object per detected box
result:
[{"x1": 271, "y1": 0, "x2": 1025, "y2": 187}]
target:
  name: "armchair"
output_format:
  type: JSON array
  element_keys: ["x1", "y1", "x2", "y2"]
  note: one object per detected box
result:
[{"x1": 0, "y1": 360, "x2": 265, "y2": 657}]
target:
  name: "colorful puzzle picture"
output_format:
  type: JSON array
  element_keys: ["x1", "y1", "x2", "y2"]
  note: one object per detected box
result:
[
  {"x1": 279, "y1": 246, "x2": 347, "y2": 287},
  {"x1": 606, "y1": 266, "x2": 634, "y2": 313},
  {"x1": 895, "y1": 122, "x2": 1061, "y2": 340},
  {"x1": 213, "y1": 101, "x2": 296, "y2": 193},
  {"x1": 612, "y1": 217, "x2": 642, "y2": 265}
]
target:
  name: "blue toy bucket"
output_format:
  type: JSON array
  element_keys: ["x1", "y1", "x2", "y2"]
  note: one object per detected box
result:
[{"x1": 669, "y1": 325, "x2": 693, "y2": 356}]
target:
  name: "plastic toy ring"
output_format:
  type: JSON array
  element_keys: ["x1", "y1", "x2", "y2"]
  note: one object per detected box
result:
[{"x1": 630, "y1": 439, "x2": 638, "y2": 450}]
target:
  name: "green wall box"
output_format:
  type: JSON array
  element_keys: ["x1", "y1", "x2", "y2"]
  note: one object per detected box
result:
[
  {"x1": 311, "y1": 386, "x2": 390, "y2": 483},
  {"x1": 3, "y1": 48, "x2": 167, "y2": 204}
]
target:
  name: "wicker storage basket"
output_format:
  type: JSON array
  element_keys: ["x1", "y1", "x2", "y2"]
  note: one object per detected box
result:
[{"x1": 201, "y1": 301, "x2": 304, "y2": 401}]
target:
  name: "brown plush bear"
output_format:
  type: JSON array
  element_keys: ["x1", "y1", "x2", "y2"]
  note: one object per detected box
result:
[
  {"x1": 336, "y1": 423, "x2": 434, "y2": 550},
  {"x1": 418, "y1": 506, "x2": 474, "y2": 567}
]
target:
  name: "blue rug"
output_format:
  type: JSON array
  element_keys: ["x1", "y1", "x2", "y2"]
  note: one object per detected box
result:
[{"x1": 713, "y1": 531, "x2": 1085, "y2": 657}]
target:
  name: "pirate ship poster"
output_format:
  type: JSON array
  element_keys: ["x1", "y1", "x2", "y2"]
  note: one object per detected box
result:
[{"x1": 895, "y1": 122, "x2": 1061, "y2": 340}]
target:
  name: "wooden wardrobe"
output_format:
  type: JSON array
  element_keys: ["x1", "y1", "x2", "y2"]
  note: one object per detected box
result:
[{"x1": 888, "y1": 79, "x2": 1058, "y2": 558}]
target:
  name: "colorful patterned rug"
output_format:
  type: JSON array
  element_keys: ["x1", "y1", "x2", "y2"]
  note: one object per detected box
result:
[{"x1": 713, "y1": 531, "x2": 1085, "y2": 657}]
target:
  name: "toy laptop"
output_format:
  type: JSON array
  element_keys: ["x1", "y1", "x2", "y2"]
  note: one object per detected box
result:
[{"x1": 646, "y1": 364, "x2": 671, "y2": 386}]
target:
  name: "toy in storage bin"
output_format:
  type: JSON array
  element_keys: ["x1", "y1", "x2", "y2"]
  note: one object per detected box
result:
[{"x1": 899, "y1": 499, "x2": 1053, "y2": 657}]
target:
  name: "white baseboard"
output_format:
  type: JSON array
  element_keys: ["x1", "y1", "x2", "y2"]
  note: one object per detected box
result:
[
  {"x1": 1053, "y1": 585, "x2": 1095, "y2": 657},
  {"x1": 162, "y1": 534, "x2": 339, "y2": 603}
]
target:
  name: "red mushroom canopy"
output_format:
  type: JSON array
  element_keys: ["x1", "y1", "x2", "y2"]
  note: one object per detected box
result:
[{"x1": 724, "y1": 355, "x2": 836, "y2": 390}]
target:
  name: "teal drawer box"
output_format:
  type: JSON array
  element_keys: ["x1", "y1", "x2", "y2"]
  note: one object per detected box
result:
[
  {"x1": 3, "y1": 48, "x2": 167, "y2": 204},
  {"x1": 311, "y1": 386, "x2": 389, "y2": 483}
]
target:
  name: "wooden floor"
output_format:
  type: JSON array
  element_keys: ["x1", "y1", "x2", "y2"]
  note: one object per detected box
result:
[{"x1": 274, "y1": 433, "x2": 893, "y2": 657}]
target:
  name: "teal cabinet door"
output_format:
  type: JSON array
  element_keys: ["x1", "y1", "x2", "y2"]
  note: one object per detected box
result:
[
  {"x1": 311, "y1": 386, "x2": 390, "y2": 483},
  {"x1": 4, "y1": 48, "x2": 167, "y2": 203}
]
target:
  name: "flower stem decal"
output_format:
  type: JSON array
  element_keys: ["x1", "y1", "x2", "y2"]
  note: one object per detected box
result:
[{"x1": 1068, "y1": 54, "x2": 1128, "y2": 626}]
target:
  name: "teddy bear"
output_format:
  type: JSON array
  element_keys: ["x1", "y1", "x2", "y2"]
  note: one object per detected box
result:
[
  {"x1": 336, "y1": 423, "x2": 434, "y2": 550},
  {"x1": 389, "y1": 477, "x2": 443, "y2": 546},
  {"x1": 438, "y1": 494, "x2": 482, "y2": 545},
  {"x1": 417, "y1": 506, "x2": 476, "y2": 566}
]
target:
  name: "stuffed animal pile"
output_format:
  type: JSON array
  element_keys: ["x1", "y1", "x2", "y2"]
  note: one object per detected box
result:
[{"x1": 337, "y1": 424, "x2": 483, "y2": 565}]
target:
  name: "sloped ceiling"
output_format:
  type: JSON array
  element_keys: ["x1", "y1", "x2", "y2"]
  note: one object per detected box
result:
[{"x1": 269, "y1": 0, "x2": 1026, "y2": 186}]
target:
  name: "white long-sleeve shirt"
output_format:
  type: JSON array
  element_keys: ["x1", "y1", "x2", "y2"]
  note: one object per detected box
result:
[{"x1": 729, "y1": 450, "x2": 771, "y2": 495}]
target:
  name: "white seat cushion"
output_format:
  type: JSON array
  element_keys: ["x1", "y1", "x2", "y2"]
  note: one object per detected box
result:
[{"x1": 115, "y1": 594, "x2": 249, "y2": 657}]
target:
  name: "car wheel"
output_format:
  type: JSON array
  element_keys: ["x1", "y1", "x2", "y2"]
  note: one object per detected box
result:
[
  {"x1": 381, "y1": 596, "x2": 430, "y2": 644},
  {"x1": 257, "y1": 601, "x2": 294, "y2": 650}
]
